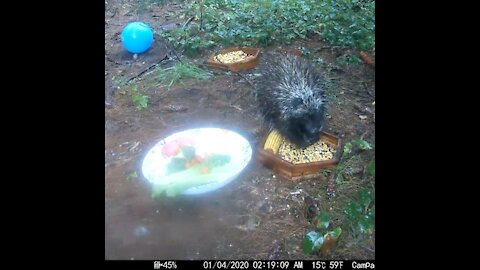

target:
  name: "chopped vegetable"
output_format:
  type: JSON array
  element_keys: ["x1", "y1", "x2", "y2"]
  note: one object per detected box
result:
[
  {"x1": 181, "y1": 146, "x2": 196, "y2": 161},
  {"x1": 162, "y1": 141, "x2": 181, "y2": 157},
  {"x1": 203, "y1": 154, "x2": 231, "y2": 168},
  {"x1": 167, "y1": 157, "x2": 188, "y2": 174}
]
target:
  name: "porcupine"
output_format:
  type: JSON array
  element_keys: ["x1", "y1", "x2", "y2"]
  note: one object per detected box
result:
[{"x1": 255, "y1": 54, "x2": 327, "y2": 148}]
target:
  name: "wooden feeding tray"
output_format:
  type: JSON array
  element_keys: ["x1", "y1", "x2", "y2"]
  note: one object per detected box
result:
[
  {"x1": 206, "y1": 47, "x2": 260, "y2": 72},
  {"x1": 258, "y1": 130, "x2": 343, "y2": 181}
]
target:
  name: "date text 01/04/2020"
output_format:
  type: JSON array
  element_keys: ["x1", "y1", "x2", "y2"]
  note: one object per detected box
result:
[
  {"x1": 202, "y1": 261, "x2": 293, "y2": 269},
  {"x1": 201, "y1": 261, "x2": 353, "y2": 269}
]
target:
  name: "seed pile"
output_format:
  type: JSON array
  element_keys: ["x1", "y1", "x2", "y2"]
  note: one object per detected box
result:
[
  {"x1": 279, "y1": 140, "x2": 336, "y2": 164},
  {"x1": 214, "y1": 50, "x2": 254, "y2": 63}
]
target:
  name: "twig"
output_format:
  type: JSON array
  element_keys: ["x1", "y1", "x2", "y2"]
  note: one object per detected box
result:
[
  {"x1": 158, "y1": 34, "x2": 183, "y2": 64},
  {"x1": 199, "y1": 0, "x2": 204, "y2": 30},
  {"x1": 204, "y1": 54, "x2": 256, "y2": 105},
  {"x1": 234, "y1": 71, "x2": 257, "y2": 90},
  {"x1": 230, "y1": 71, "x2": 256, "y2": 105},
  {"x1": 215, "y1": 97, "x2": 244, "y2": 111},
  {"x1": 182, "y1": 16, "x2": 195, "y2": 29},
  {"x1": 315, "y1": 46, "x2": 332, "y2": 52},
  {"x1": 126, "y1": 55, "x2": 169, "y2": 83},
  {"x1": 360, "y1": 245, "x2": 375, "y2": 253},
  {"x1": 109, "y1": 8, "x2": 117, "y2": 18}
]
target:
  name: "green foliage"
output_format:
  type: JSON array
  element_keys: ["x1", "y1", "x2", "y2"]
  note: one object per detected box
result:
[
  {"x1": 304, "y1": 231, "x2": 324, "y2": 254},
  {"x1": 314, "y1": 212, "x2": 331, "y2": 230},
  {"x1": 318, "y1": 0, "x2": 375, "y2": 50},
  {"x1": 134, "y1": 0, "x2": 167, "y2": 15},
  {"x1": 366, "y1": 160, "x2": 375, "y2": 176},
  {"x1": 166, "y1": 0, "x2": 374, "y2": 55},
  {"x1": 335, "y1": 138, "x2": 374, "y2": 182},
  {"x1": 336, "y1": 54, "x2": 361, "y2": 66},
  {"x1": 126, "y1": 171, "x2": 138, "y2": 181},
  {"x1": 344, "y1": 188, "x2": 375, "y2": 236},
  {"x1": 351, "y1": 138, "x2": 373, "y2": 150},
  {"x1": 160, "y1": 27, "x2": 216, "y2": 56},
  {"x1": 343, "y1": 142, "x2": 353, "y2": 155},
  {"x1": 155, "y1": 62, "x2": 211, "y2": 90},
  {"x1": 304, "y1": 212, "x2": 342, "y2": 255},
  {"x1": 131, "y1": 93, "x2": 149, "y2": 111},
  {"x1": 129, "y1": 85, "x2": 149, "y2": 111}
]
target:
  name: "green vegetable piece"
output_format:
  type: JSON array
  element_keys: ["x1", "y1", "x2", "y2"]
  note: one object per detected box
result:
[
  {"x1": 181, "y1": 146, "x2": 196, "y2": 161},
  {"x1": 303, "y1": 231, "x2": 324, "y2": 254},
  {"x1": 167, "y1": 157, "x2": 187, "y2": 174},
  {"x1": 204, "y1": 154, "x2": 231, "y2": 169},
  {"x1": 324, "y1": 227, "x2": 342, "y2": 240}
]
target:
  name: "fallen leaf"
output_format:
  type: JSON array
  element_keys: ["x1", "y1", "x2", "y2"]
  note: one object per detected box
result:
[{"x1": 360, "y1": 51, "x2": 374, "y2": 67}]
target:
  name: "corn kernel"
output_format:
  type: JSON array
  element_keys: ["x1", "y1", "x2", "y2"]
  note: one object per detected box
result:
[{"x1": 278, "y1": 139, "x2": 336, "y2": 164}]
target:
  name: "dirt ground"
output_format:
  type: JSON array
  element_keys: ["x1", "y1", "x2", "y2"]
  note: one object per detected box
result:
[{"x1": 105, "y1": 0, "x2": 375, "y2": 260}]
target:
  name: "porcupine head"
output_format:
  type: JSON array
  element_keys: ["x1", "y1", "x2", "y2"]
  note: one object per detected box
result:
[{"x1": 258, "y1": 54, "x2": 327, "y2": 148}]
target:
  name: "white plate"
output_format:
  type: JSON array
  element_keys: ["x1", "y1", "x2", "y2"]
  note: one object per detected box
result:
[{"x1": 142, "y1": 128, "x2": 252, "y2": 195}]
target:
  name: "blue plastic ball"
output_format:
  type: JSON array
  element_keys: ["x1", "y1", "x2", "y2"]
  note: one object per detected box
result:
[{"x1": 121, "y1": 22, "x2": 154, "y2": 54}]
